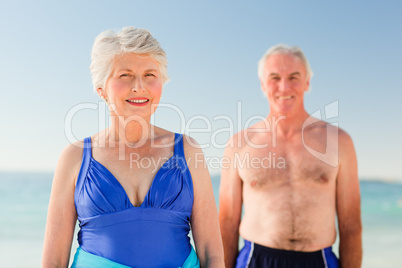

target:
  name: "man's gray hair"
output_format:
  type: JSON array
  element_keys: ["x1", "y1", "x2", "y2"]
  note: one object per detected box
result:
[
  {"x1": 257, "y1": 44, "x2": 313, "y2": 81},
  {"x1": 90, "y1": 26, "x2": 169, "y2": 92}
]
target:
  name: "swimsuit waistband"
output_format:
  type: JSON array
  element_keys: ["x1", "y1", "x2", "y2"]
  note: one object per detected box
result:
[{"x1": 71, "y1": 245, "x2": 200, "y2": 268}]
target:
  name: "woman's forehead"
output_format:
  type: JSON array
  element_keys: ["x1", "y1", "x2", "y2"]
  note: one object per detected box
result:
[{"x1": 112, "y1": 53, "x2": 159, "y2": 70}]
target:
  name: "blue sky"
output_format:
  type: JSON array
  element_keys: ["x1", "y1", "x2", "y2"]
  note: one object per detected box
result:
[{"x1": 1, "y1": 0, "x2": 401, "y2": 180}]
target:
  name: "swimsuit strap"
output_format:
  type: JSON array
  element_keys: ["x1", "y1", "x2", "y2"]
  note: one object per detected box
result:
[
  {"x1": 83, "y1": 137, "x2": 92, "y2": 157},
  {"x1": 172, "y1": 133, "x2": 195, "y2": 203},
  {"x1": 75, "y1": 137, "x2": 92, "y2": 198},
  {"x1": 173, "y1": 133, "x2": 184, "y2": 157}
]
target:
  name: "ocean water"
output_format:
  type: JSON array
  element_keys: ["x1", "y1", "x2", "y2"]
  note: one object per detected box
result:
[{"x1": 1, "y1": 172, "x2": 401, "y2": 268}]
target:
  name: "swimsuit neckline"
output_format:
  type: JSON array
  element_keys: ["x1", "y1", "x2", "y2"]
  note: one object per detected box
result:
[
  {"x1": 87, "y1": 134, "x2": 178, "y2": 208},
  {"x1": 89, "y1": 156, "x2": 176, "y2": 208}
]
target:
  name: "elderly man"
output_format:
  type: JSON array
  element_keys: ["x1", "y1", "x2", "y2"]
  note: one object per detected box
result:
[{"x1": 219, "y1": 44, "x2": 362, "y2": 268}]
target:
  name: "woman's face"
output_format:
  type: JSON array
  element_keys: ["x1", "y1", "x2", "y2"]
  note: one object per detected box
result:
[{"x1": 101, "y1": 53, "x2": 163, "y2": 120}]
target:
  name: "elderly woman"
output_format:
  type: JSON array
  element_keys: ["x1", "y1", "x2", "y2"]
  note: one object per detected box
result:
[{"x1": 42, "y1": 27, "x2": 224, "y2": 268}]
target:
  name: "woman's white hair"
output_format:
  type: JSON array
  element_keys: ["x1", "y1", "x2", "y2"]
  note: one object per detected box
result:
[
  {"x1": 90, "y1": 26, "x2": 169, "y2": 92},
  {"x1": 257, "y1": 44, "x2": 313, "y2": 81}
]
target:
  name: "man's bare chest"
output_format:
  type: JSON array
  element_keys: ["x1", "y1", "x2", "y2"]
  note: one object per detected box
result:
[{"x1": 237, "y1": 141, "x2": 339, "y2": 189}]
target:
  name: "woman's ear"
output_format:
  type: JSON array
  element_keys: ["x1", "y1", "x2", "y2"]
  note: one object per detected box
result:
[{"x1": 97, "y1": 88, "x2": 108, "y2": 101}]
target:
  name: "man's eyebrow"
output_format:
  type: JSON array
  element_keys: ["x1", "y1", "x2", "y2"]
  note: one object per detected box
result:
[
  {"x1": 116, "y1": 68, "x2": 158, "y2": 72},
  {"x1": 289, "y1": 72, "x2": 301, "y2": 76},
  {"x1": 268, "y1": 73, "x2": 280, "y2": 77}
]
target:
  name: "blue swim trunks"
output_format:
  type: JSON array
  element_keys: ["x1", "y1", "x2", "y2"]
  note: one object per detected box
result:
[{"x1": 236, "y1": 240, "x2": 339, "y2": 268}]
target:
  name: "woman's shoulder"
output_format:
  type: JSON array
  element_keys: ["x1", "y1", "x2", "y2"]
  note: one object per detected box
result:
[
  {"x1": 57, "y1": 139, "x2": 86, "y2": 175},
  {"x1": 152, "y1": 126, "x2": 177, "y2": 146},
  {"x1": 60, "y1": 139, "x2": 85, "y2": 161},
  {"x1": 53, "y1": 139, "x2": 87, "y2": 188},
  {"x1": 151, "y1": 127, "x2": 204, "y2": 161},
  {"x1": 180, "y1": 134, "x2": 205, "y2": 164}
]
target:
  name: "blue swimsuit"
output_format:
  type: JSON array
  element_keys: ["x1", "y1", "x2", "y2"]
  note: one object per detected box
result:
[{"x1": 71, "y1": 133, "x2": 199, "y2": 268}]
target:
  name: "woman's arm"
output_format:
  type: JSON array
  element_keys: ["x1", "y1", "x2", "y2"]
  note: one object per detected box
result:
[
  {"x1": 42, "y1": 142, "x2": 82, "y2": 268},
  {"x1": 184, "y1": 135, "x2": 224, "y2": 268}
]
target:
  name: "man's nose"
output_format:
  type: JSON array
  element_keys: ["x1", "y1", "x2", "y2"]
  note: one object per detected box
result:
[
  {"x1": 278, "y1": 79, "x2": 289, "y2": 92},
  {"x1": 132, "y1": 77, "x2": 145, "y2": 92}
]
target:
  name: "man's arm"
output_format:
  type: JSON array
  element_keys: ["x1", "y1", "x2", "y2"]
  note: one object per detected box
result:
[
  {"x1": 336, "y1": 131, "x2": 362, "y2": 268},
  {"x1": 219, "y1": 136, "x2": 243, "y2": 268}
]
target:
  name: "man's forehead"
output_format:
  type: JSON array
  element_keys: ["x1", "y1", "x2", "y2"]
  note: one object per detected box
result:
[{"x1": 264, "y1": 53, "x2": 306, "y2": 75}]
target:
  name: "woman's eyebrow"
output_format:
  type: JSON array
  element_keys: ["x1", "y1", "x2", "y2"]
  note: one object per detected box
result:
[{"x1": 144, "y1": 69, "x2": 158, "y2": 73}]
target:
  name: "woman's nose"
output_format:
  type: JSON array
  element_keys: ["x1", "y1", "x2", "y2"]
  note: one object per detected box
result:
[{"x1": 131, "y1": 78, "x2": 145, "y2": 92}]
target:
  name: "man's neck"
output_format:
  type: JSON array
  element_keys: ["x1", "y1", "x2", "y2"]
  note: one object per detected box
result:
[{"x1": 267, "y1": 110, "x2": 310, "y2": 139}]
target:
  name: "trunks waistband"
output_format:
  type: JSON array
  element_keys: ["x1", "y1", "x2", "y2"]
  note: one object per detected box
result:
[{"x1": 247, "y1": 240, "x2": 332, "y2": 260}]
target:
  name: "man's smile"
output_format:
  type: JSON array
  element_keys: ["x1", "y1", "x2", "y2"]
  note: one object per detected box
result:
[{"x1": 277, "y1": 96, "x2": 294, "y2": 100}]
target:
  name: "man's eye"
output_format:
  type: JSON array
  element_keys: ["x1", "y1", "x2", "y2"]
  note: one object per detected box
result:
[{"x1": 145, "y1": 73, "x2": 155, "y2": 77}]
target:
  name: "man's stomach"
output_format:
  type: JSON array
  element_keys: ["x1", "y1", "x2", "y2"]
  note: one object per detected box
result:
[{"x1": 239, "y1": 200, "x2": 337, "y2": 251}]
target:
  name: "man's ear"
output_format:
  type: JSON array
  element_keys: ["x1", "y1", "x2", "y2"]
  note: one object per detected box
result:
[
  {"x1": 304, "y1": 79, "x2": 310, "y2": 92},
  {"x1": 260, "y1": 78, "x2": 266, "y2": 92},
  {"x1": 260, "y1": 82, "x2": 269, "y2": 98}
]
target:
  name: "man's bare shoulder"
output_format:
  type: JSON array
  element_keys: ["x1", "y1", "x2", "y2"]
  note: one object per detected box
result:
[
  {"x1": 304, "y1": 119, "x2": 351, "y2": 139},
  {"x1": 314, "y1": 120, "x2": 353, "y2": 146},
  {"x1": 336, "y1": 127, "x2": 356, "y2": 160},
  {"x1": 336, "y1": 127, "x2": 354, "y2": 145},
  {"x1": 226, "y1": 120, "x2": 269, "y2": 151},
  {"x1": 305, "y1": 118, "x2": 356, "y2": 159}
]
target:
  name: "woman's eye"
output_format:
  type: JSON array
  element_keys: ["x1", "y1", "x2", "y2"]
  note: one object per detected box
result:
[
  {"x1": 145, "y1": 73, "x2": 155, "y2": 77},
  {"x1": 120, "y1": 74, "x2": 130, "y2": 78}
]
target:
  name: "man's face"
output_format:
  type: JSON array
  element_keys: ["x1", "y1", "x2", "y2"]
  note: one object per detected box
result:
[{"x1": 261, "y1": 53, "x2": 310, "y2": 115}]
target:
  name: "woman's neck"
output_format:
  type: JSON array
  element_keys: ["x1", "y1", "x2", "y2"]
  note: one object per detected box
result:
[{"x1": 108, "y1": 114, "x2": 153, "y2": 146}]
